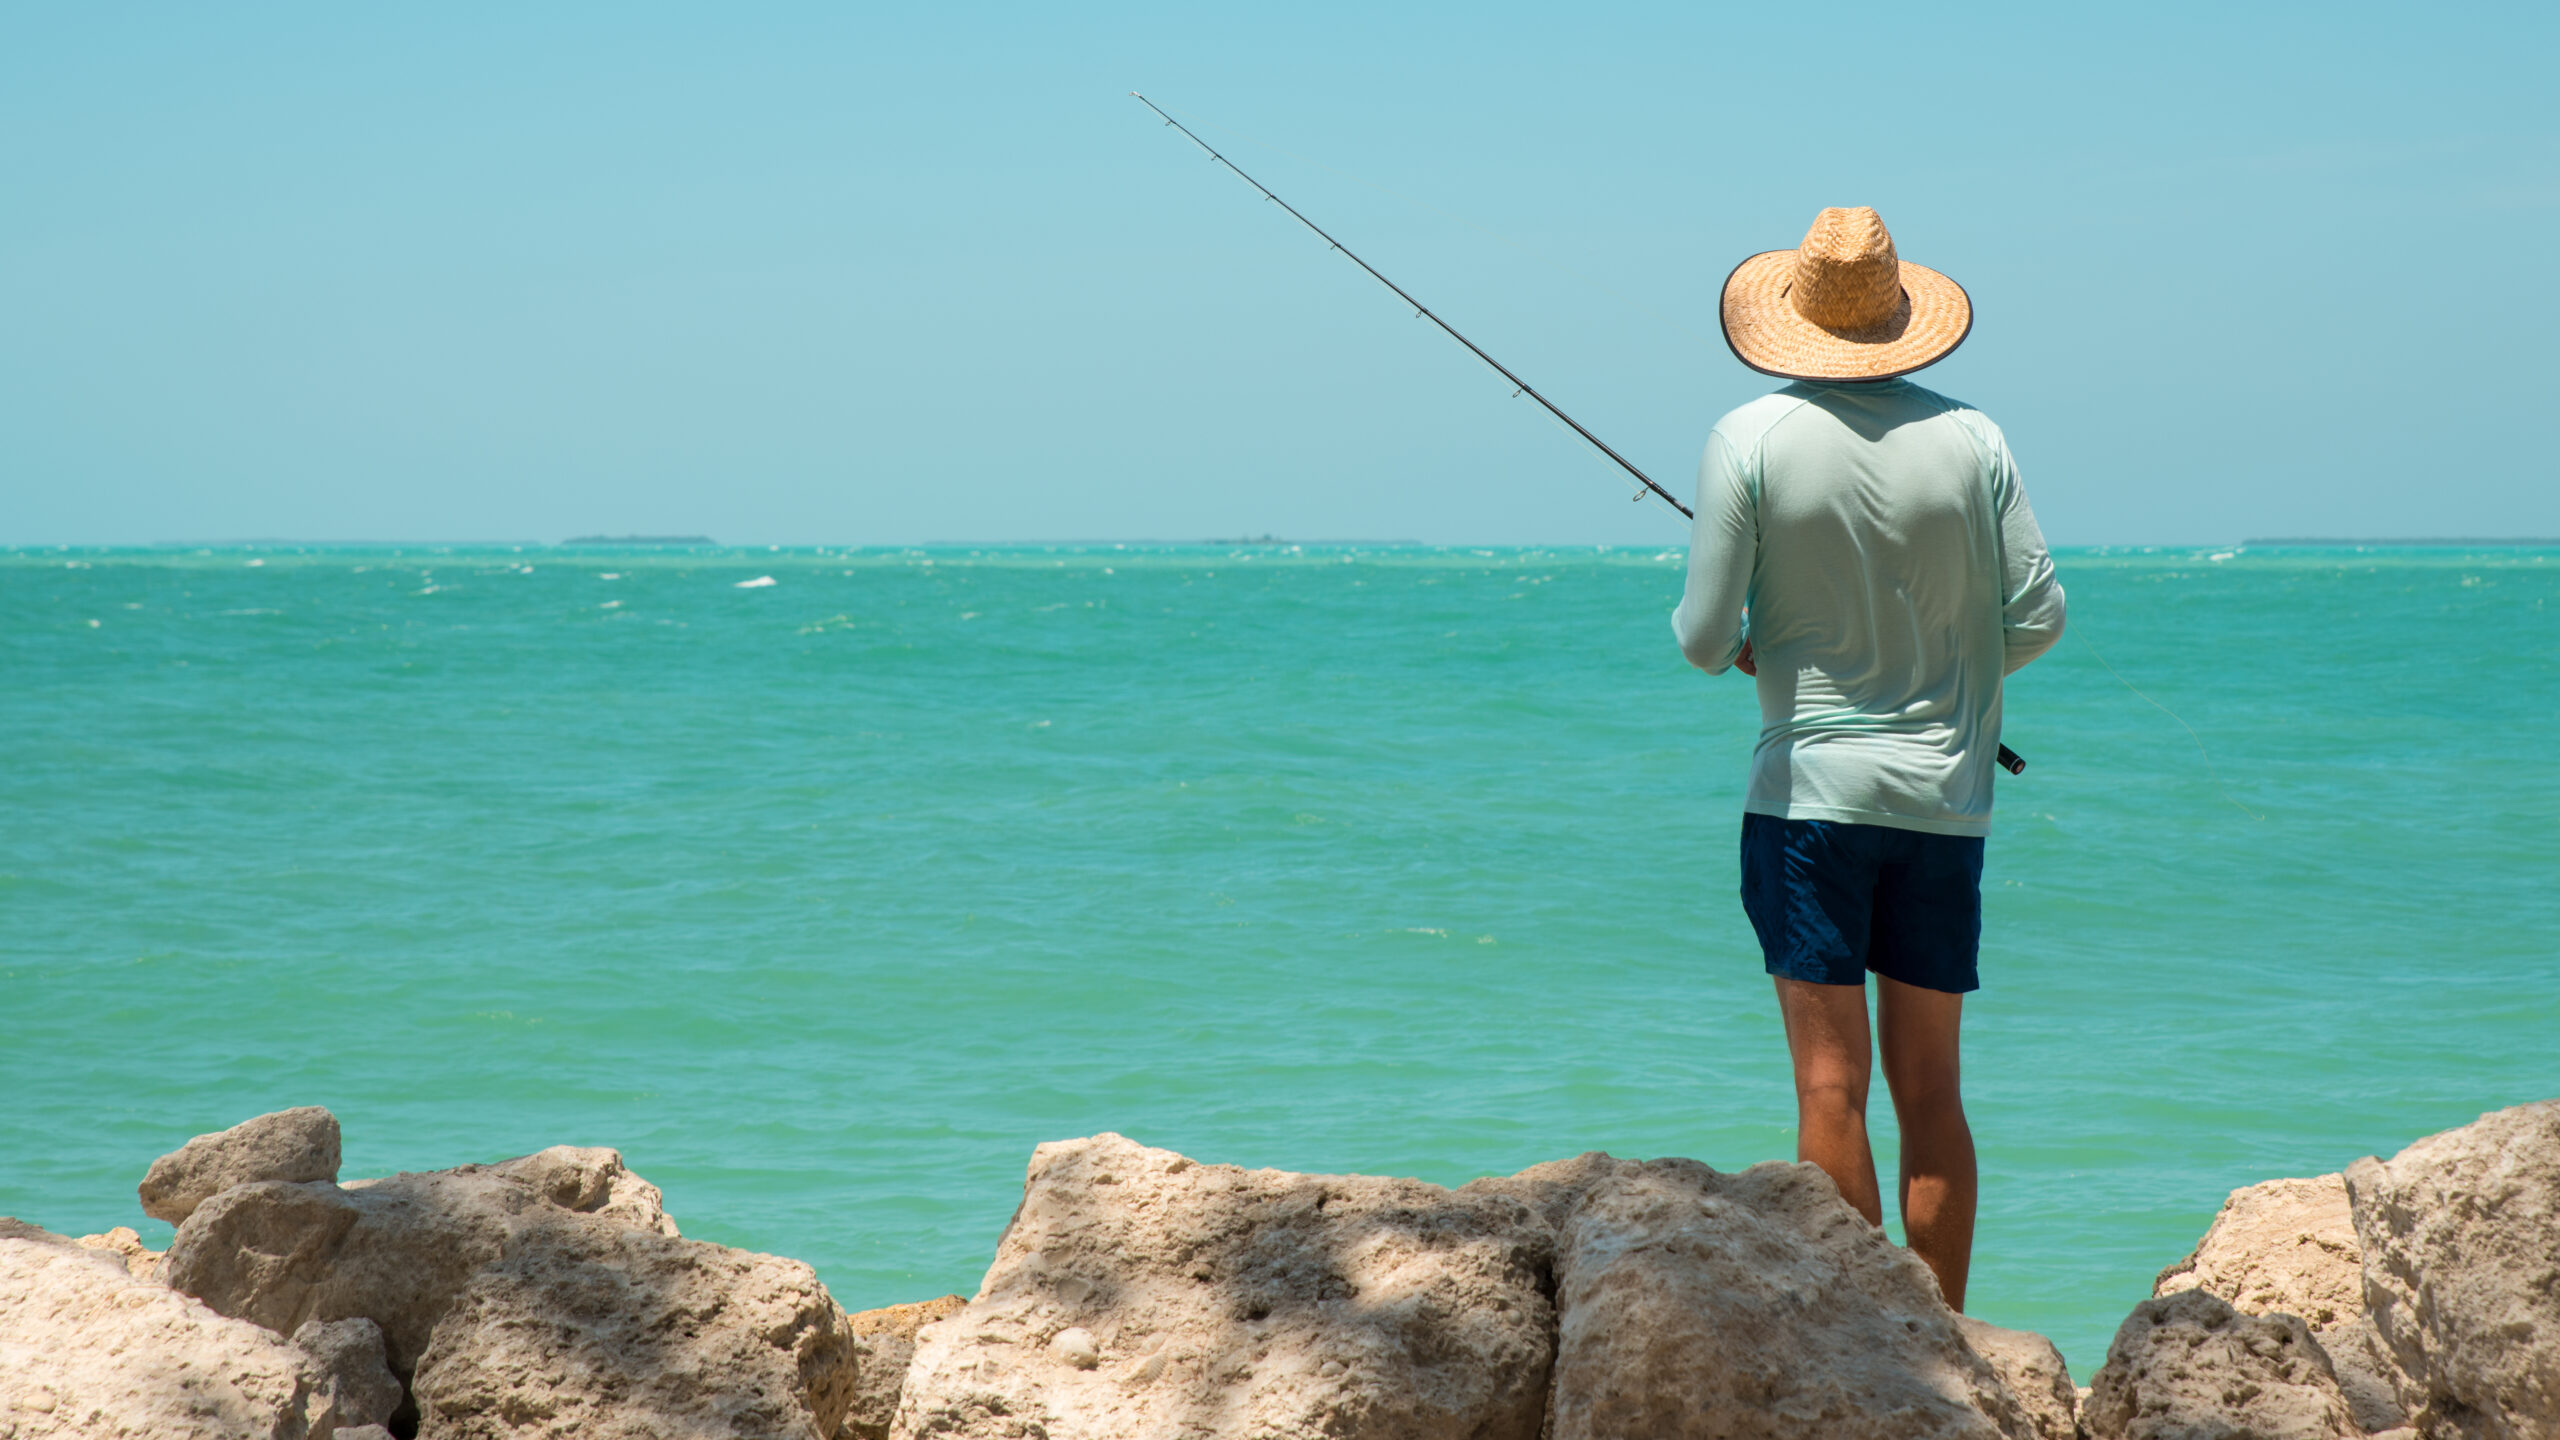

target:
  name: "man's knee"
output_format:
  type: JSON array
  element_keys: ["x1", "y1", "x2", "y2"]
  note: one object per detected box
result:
[{"x1": 1794, "y1": 1073, "x2": 1870, "y2": 1121}]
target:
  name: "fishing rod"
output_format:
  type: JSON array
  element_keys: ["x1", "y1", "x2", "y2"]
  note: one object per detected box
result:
[
  {"x1": 1131, "y1": 93, "x2": 1692, "y2": 522},
  {"x1": 1134, "y1": 94, "x2": 2028, "y2": 776}
]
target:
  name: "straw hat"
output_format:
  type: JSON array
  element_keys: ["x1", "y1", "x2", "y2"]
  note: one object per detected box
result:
[{"x1": 1720, "y1": 207, "x2": 1971, "y2": 381}]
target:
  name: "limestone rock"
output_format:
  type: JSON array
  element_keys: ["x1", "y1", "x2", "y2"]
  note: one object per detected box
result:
[
  {"x1": 165, "y1": 1147, "x2": 678, "y2": 1379},
  {"x1": 0, "y1": 1217, "x2": 69, "y2": 1245},
  {"x1": 407, "y1": 1216, "x2": 858, "y2": 1440},
  {"x1": 2319, "y1": 1317, "x2": 2420, "y2": 1437},
  {"x1": 1957, "y1": 1315, "x2": 2083, "y2": 1440},
  {"x1": 2155, "y1": 1174, "x2": 2365, "y2": 1330},
  {"x1": 892, "y1": 1133, "x2": 1555, "y2": 1440},
  {"x1": 1492, "y1": 1152, "x2": 2047, "y2": 1440},
  {"x1": 2084, "y1": 1288, "x2": 2358, "y2": 1439},
  {"x1": 0, "y1": 1232, "x2": 320, "y2": 1439},
  {"x1": 140, "y1": 1106, "x2": 343, "y2": 1225},
  {"x1": 294, "y1": 1317, "x2": 403, "y2": 1435},
  {"x1": 2346, "y1": 1098, "x2": 2560, "y2": 1440},
  {"x1": 843, "y1": 1295, "x2": 967, "y2": 1440},
  {"x1": 2153, "y1": 1172, "x2": 2408, "y2": 1431},
  {"x1": 76, "y1": 1224, "x2": 166, "y2": 1282},
  {"x1": 163, "y1": 1180, "x2": 373, "y2": 1341},
  {"x1": 487, "y1": 1145, "x2": 681, "y2": 1238},
  {"x1": 163, "y1": 1138, "x2": 851, "y2": 1437}
]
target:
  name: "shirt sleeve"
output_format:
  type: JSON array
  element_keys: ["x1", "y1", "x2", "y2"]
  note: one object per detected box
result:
[
  {"x1": 1989, "y1": 434, "x2": 2066, "y2": 674},
  {"x1": 1671, "y1": 426, "x2": 1757, "y2": 672}
]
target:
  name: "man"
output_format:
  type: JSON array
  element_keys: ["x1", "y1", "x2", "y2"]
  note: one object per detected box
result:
[{"x1": 1673, "y1": 206, "x2": 2065, "y2": 1311}]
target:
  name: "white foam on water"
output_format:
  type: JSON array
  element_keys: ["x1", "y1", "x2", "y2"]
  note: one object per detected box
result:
[{"x1": 735, "y1": 576, "x2": 777, "y2": 589}]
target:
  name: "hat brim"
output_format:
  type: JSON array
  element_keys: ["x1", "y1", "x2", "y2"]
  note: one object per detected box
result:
[{"x1": 1719, "y1": 250, "x2": 1972, "y2": 382}]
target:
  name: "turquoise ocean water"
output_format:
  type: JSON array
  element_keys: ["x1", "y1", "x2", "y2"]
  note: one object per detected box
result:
[{"x1": 4, "y1": 542, "x2": 2554, "y2": 1374}]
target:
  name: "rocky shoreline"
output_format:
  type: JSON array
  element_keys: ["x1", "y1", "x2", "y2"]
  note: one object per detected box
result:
[{"x1": 4, "y1": 1100, "x2": 2553, "y2": 1439}]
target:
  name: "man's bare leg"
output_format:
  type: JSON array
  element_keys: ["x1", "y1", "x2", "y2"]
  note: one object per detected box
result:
[
  {"x1": 1877, "y1": 974, "x2": 1976, "y2": 1310},
  {"x1": 1773, "y1": 977, "x2": 1883, "y2": 1225}
]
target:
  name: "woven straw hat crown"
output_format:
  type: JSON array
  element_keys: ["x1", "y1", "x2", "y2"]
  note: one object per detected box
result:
[
  {"x1": 1790, "y1": 207, "x2": 1903, "y2": 330},
  {"x1": 1720, "y1": 207, "x2": 1971, "y2": 381}
]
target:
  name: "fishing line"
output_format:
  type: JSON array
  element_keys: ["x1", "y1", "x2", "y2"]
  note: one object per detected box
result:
[
  {"x1": 1131, "y1": 109, "x2": 1730, "y2": 509},
  {"x1": 2069, "y1": 629, "x2": 2265, "y2": 820},
  {"x1": 1161, "y1": 106, "x2": 1722, "y2": 353},
  {"x1": 1132, "y1": 92, "x2": 1695, "y2": 522},
  {"x1": 1135, "y1": 108, "x2": 1716, "y2": 511}
]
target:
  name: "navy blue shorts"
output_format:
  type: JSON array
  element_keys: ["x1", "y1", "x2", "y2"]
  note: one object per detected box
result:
[{"x1": 1739, "y1": 813, "x2": 1984, "y2": 993}]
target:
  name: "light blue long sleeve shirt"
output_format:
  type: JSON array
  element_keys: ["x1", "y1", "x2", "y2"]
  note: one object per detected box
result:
[{"x1": 1672, "y1": 379, "x2": 2065, "y2": 836}]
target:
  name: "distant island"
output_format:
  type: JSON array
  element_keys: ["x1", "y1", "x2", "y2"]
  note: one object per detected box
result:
[
  {"x1": 915, "y1": 538, "x2": 1428, "y2": 547},
  {"x1": 149, "y1": 539, "x2": 543, "y2": 548},
  {"x1": 2244, "y1": 536, "x2": 2560, "y2": 546},
  {"x1": 558, "y1": 535, "x2": 717, "y2": 546},
  {"x1": 1201, "y1": 536, "x2": 1424, "y2": 546}
]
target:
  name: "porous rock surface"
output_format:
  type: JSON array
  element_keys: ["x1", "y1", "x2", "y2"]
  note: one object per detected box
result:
[
  {"x1": 2152, "y1": 1172, "x2": 2408, "y2": 1433},
  {"x1": 139, "y1": 1106, "x2": 343, "y2": 1225},
  {"x1": 0, "y1": 1226, "x2": 321, "y2": 1439},
  {"x1": 164, "y1": 1141, "x2": 680, "y2": 1379},
  {"x1": 2155, "y1": 1174, "x2": 2366, "y2": 1329},
  {"x1": 61, "y1": 1098, "x2": 2560, "y2": 1440},
  {"x1": 1483, "y1": 1152, "x2": 2053, "y2": 1440},
  {"x1": 408, "y1": 1218, "x2": 858, "y2": 1440},
  {"x1": 843, "y1": 1295, "x2": 967, "y2": 1440},
  {"x1": 293, "y1": 1317, "x2": 404, "y2": 1436},
  {"x1": 1957, "y1": 1315, "x2": 2085, "y2": 1440},
  {"x1": 75, "y1": 1224, "x2": 166, "y2": 1282},
  {"x1": 161, "y1": 1120, "x2": 854, "y2": 1440},
  {"x1": 892, "y1": 1132, "x2": 1558, "y2": 1440},
  {"x1": 488, "y1": 1144, "x2": 685, "y2": 1238},
  {"x1": 2085, "y1": 1288, "x2": 2358, "y2": 1440},
  {"x1": 2345, "y1": 1098, "x2": 2560, "y2": 1440}
]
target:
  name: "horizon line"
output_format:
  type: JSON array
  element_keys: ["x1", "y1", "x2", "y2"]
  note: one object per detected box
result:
[{"x1": 8, "y1": 535, "x2": 2558, "y2": 551}]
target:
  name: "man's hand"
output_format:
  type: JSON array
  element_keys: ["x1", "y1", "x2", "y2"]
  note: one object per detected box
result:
[{"x1": 1735, "y1": 638, "x2": 1757, "y2": 676}]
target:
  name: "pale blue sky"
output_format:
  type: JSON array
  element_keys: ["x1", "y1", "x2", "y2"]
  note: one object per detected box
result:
[{"x1": 5, "y1": 3, "x2": 2554, "y2": 545}]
